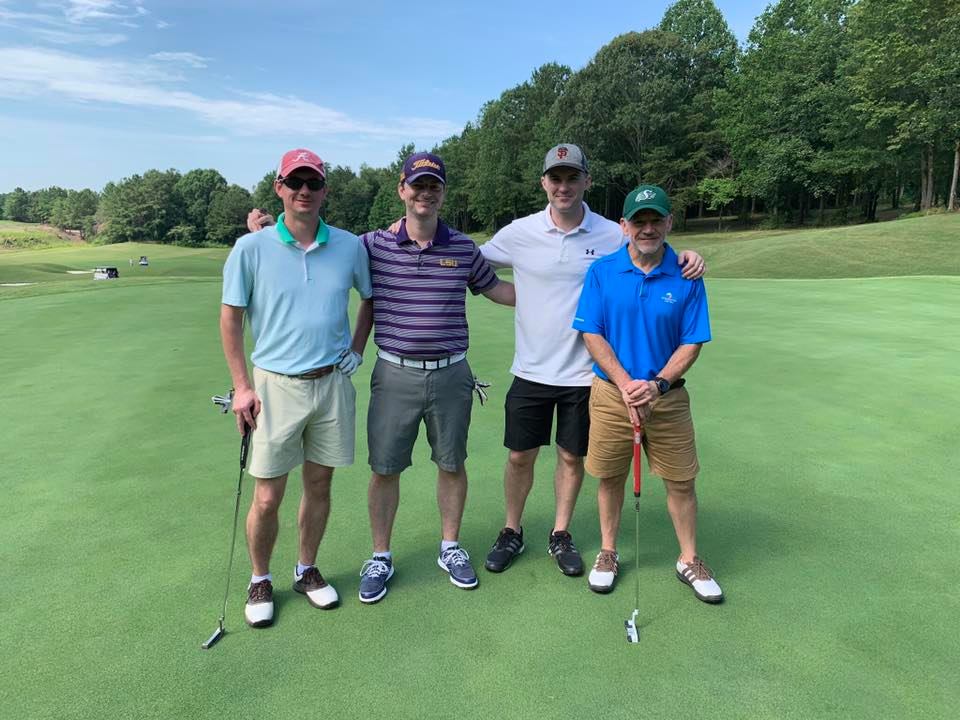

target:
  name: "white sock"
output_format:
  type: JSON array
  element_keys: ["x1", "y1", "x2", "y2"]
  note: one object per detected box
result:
[
  {"x1": 373, "y1": 551, "x2": 392, "y2": 560},
  {"x1": 251, "y1": 573, "x2": 272, "y2": 584},
  {"x1": 296, "y1": 563, "x2": 314, "y2": 578},
  {"x1": 440, "y1": 539, "x2": 459, "y2": 552}
]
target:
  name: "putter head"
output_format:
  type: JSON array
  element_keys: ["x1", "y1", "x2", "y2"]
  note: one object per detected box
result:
[
  {"x1": 625, "y1": 609, "x2": 639, "y2": 643},
  {"x1": 212, "y1": 392, "x2": 234, "y2": 414},
  {"x1": 201, "y1": 623, "x2": 224, "y2": 650}
]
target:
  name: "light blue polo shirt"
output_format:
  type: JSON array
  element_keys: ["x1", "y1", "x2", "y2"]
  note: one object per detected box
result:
[
  {"x1": 222, "y1": 220, "x2": 373, "y2": 375},
  {"x1": 572, "y1": 243, "x2": 711, "y2": 381}
]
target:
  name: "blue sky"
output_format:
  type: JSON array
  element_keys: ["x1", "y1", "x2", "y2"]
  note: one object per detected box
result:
[{"x1": 0, "y1": 0, "x2": 771, "y2": 192}]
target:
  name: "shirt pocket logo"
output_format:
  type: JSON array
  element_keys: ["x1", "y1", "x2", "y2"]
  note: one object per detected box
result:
[{"x1": 440, "y1": 259, "x2": 458, "y2": 268}]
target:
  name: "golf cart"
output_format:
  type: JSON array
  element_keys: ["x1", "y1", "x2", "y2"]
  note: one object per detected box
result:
[
  {"x1": 139, "y1": 256, "x2": 149, "y2": 266},
  {"x1": 94, "y1": 267, "x2": 119, "y2": 280}
]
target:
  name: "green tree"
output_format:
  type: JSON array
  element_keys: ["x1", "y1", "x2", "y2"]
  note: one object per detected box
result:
[
  {"x1": 3, "y1": 188, "x2": 30, "y2": 222},
  {"x1": 50, "y1": 189, "x2": 99, "y2": 239},
  {"x1": 718, "y1": 0, "x2": 861, "y2": 223},
  {"x1": 175, "y1": 169, "x2": 227, "y2": 244},
  {"x1": 96, "y1": 169, "x2": 185, "y2": 243},
  {"x1": 659, "y1": 0, "x2": 740, "y2": 224},
  {"x1": 250, "y1": 170, "x2": 283, "y2": 218},
  {"x1": 366, "y1": 144, "x2": 413, "y2": 231},
  {"x1": 28, "y1": 187, "x2": 68, "y2": 223},
  {"x1": 846, "y1": 0, "x2": 960, "y2": 210},
  {"x1": 468, "y1": 63, "x2": 571, "y2": 228},
  {"x1": 553, "y1": 31, "x2": 692, "y2": 218},
  {"x1": 206, "y1": 184, "x2": 254, "y2": 245}
]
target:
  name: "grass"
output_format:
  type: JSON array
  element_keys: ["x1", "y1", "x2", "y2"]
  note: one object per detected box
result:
[
  {"x1": 0, "y1": 219, "x2": 68, "y2": 250},
  {"x1": 1, "y1": 218, "x2": 958, "y2": 718}
]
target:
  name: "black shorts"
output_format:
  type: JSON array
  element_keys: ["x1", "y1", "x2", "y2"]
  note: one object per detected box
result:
[{"x1": 504, "y1": 377, "x2": 590, "y2": 455}]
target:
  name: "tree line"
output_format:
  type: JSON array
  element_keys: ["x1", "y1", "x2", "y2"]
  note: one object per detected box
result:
[{"x1": 2, "y1": 0, "x2": 958, "y2": 246}]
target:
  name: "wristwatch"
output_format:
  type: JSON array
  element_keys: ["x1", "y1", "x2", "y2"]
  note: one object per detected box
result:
[{"x1": 653, "y1": 376, "x2": 671, "y2": 395}]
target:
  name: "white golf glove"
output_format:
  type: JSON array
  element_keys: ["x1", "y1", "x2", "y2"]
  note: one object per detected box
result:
[
  {"x1": 336, "y1": 349, "x2": 363, "y2": 376},
  {"x1": 473, "y1": 378, "x2": 491, "y2": 406}
]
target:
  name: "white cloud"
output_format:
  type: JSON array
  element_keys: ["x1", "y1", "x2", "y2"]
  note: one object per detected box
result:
[
  {"x1": 0, "y1": 1, "x2": 156, "y2": 45},
  {"x1": 30, "y1": 27, "x2": 127, "y2": 45},
  {"x1": 0, "y1": 47, "x2": 463, "y2": 140},
  {"x1": 149, "y1": 51, "x2": 209, "y2": 68}
]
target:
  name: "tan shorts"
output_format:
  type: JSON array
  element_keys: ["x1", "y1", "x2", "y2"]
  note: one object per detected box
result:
[
  {"x1": 248, "y1": 366, "x2": 356, "y2": 478},
  {"x1": 585, "y1": 377, "x2": 699, "y2": 482}
]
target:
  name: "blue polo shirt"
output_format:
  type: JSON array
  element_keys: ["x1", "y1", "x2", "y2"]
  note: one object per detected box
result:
[
  {"x1": 222, "y1": 223, "x2": 373, "y2": 375},
  {"x1": 572, "y1": 243, "x2": 711, "y2": 381}
]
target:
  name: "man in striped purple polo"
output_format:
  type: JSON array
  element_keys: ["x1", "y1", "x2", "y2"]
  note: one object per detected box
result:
[{"x1": 351, "y1": 152, "x2": 515, "y2": 603}]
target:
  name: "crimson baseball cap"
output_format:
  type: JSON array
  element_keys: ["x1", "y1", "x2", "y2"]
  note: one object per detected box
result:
[
  {"x1": 400, "y1": 152, "x2": 446, "y2": 185},
  {"x1": 276, "y1": 148, "x2": 326, "y2": 179},
  {"x1": 543, "y1": 144, "x2": 588, "y2": 174},
  {"x1": 623, "y1": 184, "x2": 671, "y2": 219}
]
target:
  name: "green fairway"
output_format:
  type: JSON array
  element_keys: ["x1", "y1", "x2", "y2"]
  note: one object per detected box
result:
[{"x1": 1, "y1": 221, "x2": 958, "y2": 719}]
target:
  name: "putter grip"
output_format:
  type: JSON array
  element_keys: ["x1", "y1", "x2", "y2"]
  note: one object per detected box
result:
[
  {"x1": 632, "y1": 425, "x2": 642, "y2": 497},
  {"x1": 239, "y1": 424, "x2": 251, "y2": 469}
]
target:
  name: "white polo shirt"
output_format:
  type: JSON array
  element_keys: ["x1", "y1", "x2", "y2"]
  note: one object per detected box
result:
[{"x1": 481, "y1": 203, "x2": 624, "y2": 386}]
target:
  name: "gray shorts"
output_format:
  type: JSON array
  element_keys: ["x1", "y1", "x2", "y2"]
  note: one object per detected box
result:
[{"x1": 367, "y1": 357, "x2": 474, "y2": 475}]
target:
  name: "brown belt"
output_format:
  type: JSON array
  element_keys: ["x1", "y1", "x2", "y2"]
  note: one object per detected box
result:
[{"x1": 289, "y1": 365, "x2": 335, "y2": 380}]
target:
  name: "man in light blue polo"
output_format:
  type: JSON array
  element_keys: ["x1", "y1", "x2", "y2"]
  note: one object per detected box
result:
[
  {"x1": 221, "y1": 148, "x2": 372, "y2": 628},
  {"x1": 572, "y1": 184, "x2": 723, "y2": 603}
]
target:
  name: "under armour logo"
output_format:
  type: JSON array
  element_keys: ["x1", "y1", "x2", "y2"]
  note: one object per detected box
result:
[
  {"x1": 585, "y1": 249, "x2": 595, "y2": 255},
  {"x1": 637, "y1": 189, "x2": 657, "y2": 201}
]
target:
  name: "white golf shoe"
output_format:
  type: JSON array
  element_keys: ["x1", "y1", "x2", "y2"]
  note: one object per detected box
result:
[
  {"x1": 293, "y1": 566, "x2": 339, "y2": 609},
  {"x1": 676, "y1": 556, "x2": 724, "y2": 603},
  {"x1": 244, "y1": 580, "x2": 274, "y2": 627},
  {"x1": 588, "y1": 550, "x2": 619, "y2": 593}
]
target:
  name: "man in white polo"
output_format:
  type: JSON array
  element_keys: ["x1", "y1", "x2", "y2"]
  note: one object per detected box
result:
[
  {"x1": 221, "y1": 148, "x2": 372, "y2": 628},
  {"x1": 480, "y1": 144, "x2": 705, "y2": 578}
]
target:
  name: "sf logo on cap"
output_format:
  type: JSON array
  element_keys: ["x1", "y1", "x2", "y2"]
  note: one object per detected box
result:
[
  {"x1": 637, "y1": 189, "x2": 657, "y2": 201},
  {"x1": 556, "y1": 147, "x2": 569, "y2": 160}
]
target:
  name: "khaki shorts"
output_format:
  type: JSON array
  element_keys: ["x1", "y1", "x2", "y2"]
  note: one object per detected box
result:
[
  {"x1": 585, "y1": 377, "x2": 699, "y2": 482},
  {"x1": 248, "y1": 366, "x2": 356, "y2": 479}
]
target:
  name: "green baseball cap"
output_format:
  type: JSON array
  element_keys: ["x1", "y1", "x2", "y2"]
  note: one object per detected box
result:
[{"x1": 623, "y1": 184, "x2": 671, "y2": 219}]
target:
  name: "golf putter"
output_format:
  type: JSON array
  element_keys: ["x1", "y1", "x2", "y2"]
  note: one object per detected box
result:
[
  {"x1": 202, "y1": 394, "x2": 251, "y2": 650},
  {"x1": 625, "y1": 420, "x2": 643, "y2": 643}
]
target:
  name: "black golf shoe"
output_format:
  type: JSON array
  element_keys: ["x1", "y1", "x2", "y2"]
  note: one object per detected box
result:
[
  {"x1": 548, "y1": 530, "x2": 584, "y2": 576},
  {"x1": 484, "y1": 527, "x2": 524, "y2": 572}
]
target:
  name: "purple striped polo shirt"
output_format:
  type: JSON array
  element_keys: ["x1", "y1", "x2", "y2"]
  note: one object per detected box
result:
[{"x1": 360, "y1": 219, "x2": 499, "y2": 358}]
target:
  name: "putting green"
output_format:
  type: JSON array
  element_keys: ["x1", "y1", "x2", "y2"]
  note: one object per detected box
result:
[{"x1": 1, "y1": 230, "x2": 957, "y2": 718}]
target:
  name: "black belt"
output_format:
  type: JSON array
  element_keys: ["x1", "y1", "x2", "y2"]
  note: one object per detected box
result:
[{"x1": 601, "y1": 377, "x2": 685, "y2": 393}]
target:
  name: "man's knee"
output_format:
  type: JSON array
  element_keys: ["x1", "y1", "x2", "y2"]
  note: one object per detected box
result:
[
  {"x1": 507, "y1": 448, "x2": 538, "y2": 470},
  {"x1": 302, "y1": 462, "x2": 333, "y2": 495},
  {"x1": 251, "y1": 478, "x2": 285, "y2": 515},
  {"x1": 556, "y1": 446, "x2": 584, "y2": 470},
  {"x1": 663, "y1": 477, "x2": 697, "y2": 496}
]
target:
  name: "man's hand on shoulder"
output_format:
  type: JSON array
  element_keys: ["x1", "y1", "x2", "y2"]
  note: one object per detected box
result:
[
  {"x1": 386, "y1": 217, "x2": 404, "y2": 234},
  {"x1": 247, "y1": 209, "x2": 275, "y2": 233},
  {"x1": 678, "y1": 250, "x2": 706, "y2": 280}
]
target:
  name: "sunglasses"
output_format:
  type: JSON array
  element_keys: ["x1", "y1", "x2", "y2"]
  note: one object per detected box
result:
[{"x1": 280, "y1": 176, "x2": 325, "y2": 191}]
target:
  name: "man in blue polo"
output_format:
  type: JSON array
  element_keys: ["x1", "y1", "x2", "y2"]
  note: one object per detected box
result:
[
  {"x1": 221, "y1": 148, "x2": 372, "y2": 628},
  {"x1": 572, "y1": 184, "x2": 723, "y2": 602}
]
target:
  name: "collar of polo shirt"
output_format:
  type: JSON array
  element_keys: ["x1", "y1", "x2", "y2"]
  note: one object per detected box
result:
[
  {"x1": 276, "y1": 212, "x2": 330, "y2": 247},
  {"x1": 616, "y1": 242, "x2": 679, "y2": 275}
]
